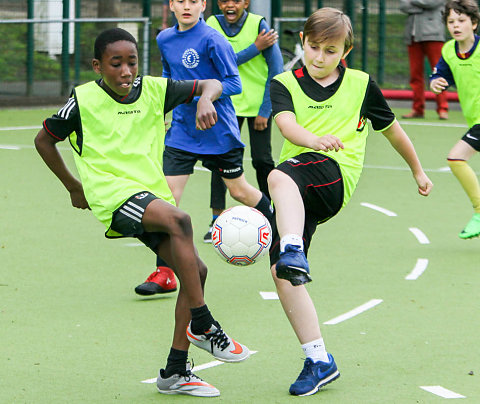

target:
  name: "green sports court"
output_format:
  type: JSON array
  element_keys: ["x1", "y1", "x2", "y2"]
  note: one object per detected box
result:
[{"x1": 1, "y1": 104, "x2": 479, "y2": 403}]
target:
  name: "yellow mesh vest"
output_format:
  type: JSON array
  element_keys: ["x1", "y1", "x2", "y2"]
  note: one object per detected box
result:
[
  {"x1": 207, "y1": 13, "x2": 268, "y2": 117},
  {"x1": 73, "y1": 77, "x2": 175, "y2": 236},
  {"x1": 274, "y1": 69, "x2": 370, "y2": 206},
  {"x1": 442, "y1": 39, "x2": 480, "y2": 127}
]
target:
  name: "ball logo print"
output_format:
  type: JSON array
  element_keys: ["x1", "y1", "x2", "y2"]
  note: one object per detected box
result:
[
  {"x1": 182, "y1": 48, "x2": 200, "y2": 69},
  {"x1": 212, "y1": 206, "x2": 272, "y2": 266}
]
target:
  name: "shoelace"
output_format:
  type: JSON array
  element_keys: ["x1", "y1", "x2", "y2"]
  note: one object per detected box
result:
[
  {"x1": 297, "y1": 359, "x2": 314, "y2": 380},
  {"x1": 206, "y1": 327, "x2": 230, "y2": 351}
]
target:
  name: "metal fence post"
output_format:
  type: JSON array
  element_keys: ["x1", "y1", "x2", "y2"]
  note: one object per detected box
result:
[
  {"x1": 61, "y1": 0, "x2": 70, "y2": 96},
  {"x1": 304, "y1": 0, "x2": 311, "y2": 16},
  {"x1": 361, "y1": 0, "x2": 368, "y2": 72},
  {"x1": 27, "y1": 0, "x2": 34, "y2": 96},
  {"x1": 272, "y1": 0, "x2": 282, "y2": 19},
  {"x1": 317, "y1": 0, "x2": 323, "y2": 9},
  {"x1": 344, "y1": 0, "x2": 355, "y2": 67},
  {"x1": 74, "y1": 0, "x2": 81, "y2": 86},
  {"x1": 378, "y1": 0, "x2": 386, "y2": 84},
  {"x1": 143, "y1": 0, "x2": 151, "y2": 75}
]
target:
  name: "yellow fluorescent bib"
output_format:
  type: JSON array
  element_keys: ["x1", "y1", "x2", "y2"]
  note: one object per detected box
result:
[
  {"x1": 442, "y1": 39, "x2": 480, "y2": 127},
  {"x1": 274, "y1": 68, "x2": 370, "y2": 206},
  {"x1": 73, "y1": 76, "x2": 175, "y2": 236},
  {"x1": 207, "y1": 13, "x2": 268, "y2": 117}
]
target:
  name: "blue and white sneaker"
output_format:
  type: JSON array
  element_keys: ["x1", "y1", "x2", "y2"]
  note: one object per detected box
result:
[
  {"x1": 289, "y1": 354, "x2": 340, "y2": 396},
  {"x1": 275, "y1": 244, "x2": 312, "y2": 286}
]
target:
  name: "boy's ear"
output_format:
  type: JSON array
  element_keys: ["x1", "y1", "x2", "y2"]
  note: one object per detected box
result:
[
  {"x1": 343, "y1": 45, "x2": 353, "y2": 59},
  {"x1": 92, "y1": 59, "x2": 101, "y2": 74},
  {"x1": 244, "y1": 0, "x2": 250, "y2": 8}
]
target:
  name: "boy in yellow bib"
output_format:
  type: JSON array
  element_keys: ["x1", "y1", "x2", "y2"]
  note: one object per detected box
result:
[
  {"x1": 268, "y1": 8, "x2": 433, "y2": 396},
  {"x1": 34, "y1": 28, "x2": 249, "y2": 397},
  {"x1": 430, "y1": 0, "x2": 480, "y2": 239}
]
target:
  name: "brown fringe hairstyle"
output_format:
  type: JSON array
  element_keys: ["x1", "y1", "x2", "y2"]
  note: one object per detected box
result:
[{"x1": 302, "y1": 7, "x2": 354, "y2": 53}]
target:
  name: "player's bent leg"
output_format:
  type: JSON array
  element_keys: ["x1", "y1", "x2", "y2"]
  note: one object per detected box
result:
[
  {"x1": 223, "y1": 174, "x2": 262, "y2": 207},
  {"x1": 165, "y1": 174, "x2": 190, "y2": 206},
  {"x1": 142, "y1": 199, "x2": 205, "y2": 307}
]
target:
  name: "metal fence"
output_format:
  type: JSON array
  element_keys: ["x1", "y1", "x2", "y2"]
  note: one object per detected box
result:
[{"x1": 0, "y1": 0, "x2": 469, "y2": 105}]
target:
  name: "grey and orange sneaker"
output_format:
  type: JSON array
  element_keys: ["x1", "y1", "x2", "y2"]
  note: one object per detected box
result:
[
  {"x1": 186, "y1": 321, "x2": 250, "y2": 362},
  {"x1": 156, "y1": 362, "x2": 220, "y2": 397}
]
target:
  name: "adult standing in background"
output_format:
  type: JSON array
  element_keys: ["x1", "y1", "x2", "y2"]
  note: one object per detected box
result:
[{"x1": 400, "y1": 0, "x2": 449, "y2": 120}]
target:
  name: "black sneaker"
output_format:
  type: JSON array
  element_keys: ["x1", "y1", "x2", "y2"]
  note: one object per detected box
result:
[{"x1": 203, "y1": 220, "x2": 213, "y2": 243}]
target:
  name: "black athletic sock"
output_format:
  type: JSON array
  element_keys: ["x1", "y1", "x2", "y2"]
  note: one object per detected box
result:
[
  {"x1": 156, "y1": 256, "x2": 168, "y2": 268},
  {"x1": 190, "y1": 304, "x2": 215, "y2": 334},
  {"x1": 254, "y1": 192, "x2": 274, "y2": 223},
  {"x1": 163, "y1": 348, "x2": 188, "y2": 378}
]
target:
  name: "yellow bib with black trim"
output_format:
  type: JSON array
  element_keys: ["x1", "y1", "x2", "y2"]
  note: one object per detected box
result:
[
  {"x1": 73, "y1": 76, "x2": 175, "y2": 236},
  {"x1": 274, "y1": 68, "x2": 370, "y2": 206},
  {"x1": 207, "y1": 13, "x2": 268, "y2": 117},
  {"x1": 442, "y1": 39, "x2": 480, "y2": 127}
]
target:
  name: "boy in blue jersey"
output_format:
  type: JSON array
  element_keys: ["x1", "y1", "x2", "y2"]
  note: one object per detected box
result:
[
  {"x1": 202, "y1": 0, "x2": 283, "y2": 243},
  {"x1": 268, "y1": 8, "x2": 433, "y2": 396},
  {"x1": 136, "y1": 0, "x2": 274, "y2": 292},
  {"x1": 35, "y1": 28, "x2": 249, "y2": 397},
  {"x1": 430, "y1": 0, "x2": 480, "y2": 239}
]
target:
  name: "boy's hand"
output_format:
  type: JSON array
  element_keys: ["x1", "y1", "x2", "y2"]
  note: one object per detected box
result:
[
  {"x1": 196, "y1": 97, "x2": 218, "y2": 130},
  {"x1": 311, "y1": 134, "x2": 344, "y2": 152},
  {"x1": 430, "y1": 77, "x2": 448, "y2": 94},
  {"x1": 254, "y1": 115, "x2": 268, "y2": 131},
  {"x1": 69, "y1": 183, "x2": 90, "y2": 209},
  {"x1": 414, "y1": 171, "x2": 433, "y2": 196},
  {"x1": 254, "y1": 29, "x2": 278, "y2": 51}
]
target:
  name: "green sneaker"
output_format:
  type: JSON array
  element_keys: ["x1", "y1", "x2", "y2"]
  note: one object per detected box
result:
[{"x1": 459, "y1": 213, "x2": 480, "y2": 239}]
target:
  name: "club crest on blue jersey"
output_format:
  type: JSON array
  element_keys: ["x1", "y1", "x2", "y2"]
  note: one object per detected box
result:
[{"x1": 182, "y1": 48, "x2": 200, "y2": 69}]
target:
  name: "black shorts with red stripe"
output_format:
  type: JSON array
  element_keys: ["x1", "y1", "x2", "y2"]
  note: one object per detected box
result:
[{"x1": 269, "y1": 152, "x2": 344, "y2": 266}]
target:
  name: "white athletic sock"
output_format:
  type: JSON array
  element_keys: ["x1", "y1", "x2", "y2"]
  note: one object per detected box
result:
[
  {"x1": 280, "y1": 234, "x2": 304, "y2": 252},
  {"x1": 302, "y1": 338, "x2": 329, "y2": 363}
]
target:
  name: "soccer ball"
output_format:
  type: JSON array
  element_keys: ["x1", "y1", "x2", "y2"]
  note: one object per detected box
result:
[{"x1": 212, "y1": 206, "x2": 272, "y2": 266}]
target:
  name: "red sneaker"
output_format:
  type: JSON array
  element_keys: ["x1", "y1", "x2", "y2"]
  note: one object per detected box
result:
[{"x1": 135, "y1": 266, "x2": 177, "y2": 296}]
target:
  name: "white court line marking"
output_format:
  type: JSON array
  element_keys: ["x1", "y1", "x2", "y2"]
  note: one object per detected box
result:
[
  {"x1": 323, "y1": 299, "x2": 383, "y2": 325},
  {"x1": 360, "y1": 202, "x2": 397, "y2": 217},
  {"x1": 399, "y1": 120, "x2": 467, "y2": 128},
  {"x1": 405, "y1": 259, "x2": 429, "y2": 280},
  {"x1": 0, "y1": 125, "x2": 42, "y2": 131},
  {"x1": 409, "y1": 227, "x2": 430, "y2": 244},
  {"x1": 420, "y1": 385, "x2": 466, "y2": 399},
  {"x1": 124, "y1": 242, "x2": 144, "y2": 247},
  {"x1": 141, "y1": 351, "x2": 258, "y2": 384},
  {"x1": 0, "y1": 145, "x2": 21, "y2": 150},
  {"x1": 260, "y1": 291, "x2": 279, "y2": 300}
]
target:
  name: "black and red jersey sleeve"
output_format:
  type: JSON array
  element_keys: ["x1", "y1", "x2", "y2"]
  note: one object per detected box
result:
[
  {"x1": 43, "y1": 96, "x2": 81, "y2": 141},
  {"x1": 164, "y1": 79, "x2": 197, "y2": 113}
]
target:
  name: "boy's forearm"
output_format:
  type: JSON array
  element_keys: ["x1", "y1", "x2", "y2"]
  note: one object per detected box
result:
[
  {"x1": 196, "y1": 79, "x2": 223, "y2": 102},
  {"x1": 34, "y1": 130, "x2": 82, "y2": 192},
  {"x1": 383, "y1": 121, "x2": 424, "y2": 174}
]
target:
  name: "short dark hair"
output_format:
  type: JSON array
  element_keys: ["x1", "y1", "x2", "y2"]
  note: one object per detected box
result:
[
  {"x1": 94, "y1": 28, "x2": 138, "y2": 60},
  {"x1": 444, "y1": 0, "x2": 480, "y2": 32},
  {"x1": 302, "y1": 7, "x2": 354, "y2": 53}
]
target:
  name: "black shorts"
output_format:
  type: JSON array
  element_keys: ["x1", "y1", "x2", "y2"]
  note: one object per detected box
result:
[
  {"x1": 109, "y1": 191, "x2": 168, "y2": 252},
  {"x1": 462, "y1": 124, "x2": 480, "y2": 151},
  {"x1": 269, "y1": 152, "x2": 344, "y2": 266},
  {"x1": 163, "y1": 145, "x2": 244, "y2": 179}
]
